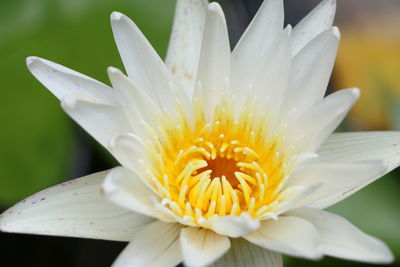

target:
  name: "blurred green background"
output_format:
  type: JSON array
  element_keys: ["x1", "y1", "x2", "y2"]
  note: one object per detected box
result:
[{"x1": 0, "y1": 0, "x2": 399, "y2": 266}]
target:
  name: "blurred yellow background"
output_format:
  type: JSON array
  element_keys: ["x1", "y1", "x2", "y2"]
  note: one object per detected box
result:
[{"x1": 335, "y1": 0, "x2": 400, "y2": 130}]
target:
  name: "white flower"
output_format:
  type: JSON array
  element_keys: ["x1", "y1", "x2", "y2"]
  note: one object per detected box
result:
[{"x1": 0, "y1": 0, "x2": 398, "y2": 266}]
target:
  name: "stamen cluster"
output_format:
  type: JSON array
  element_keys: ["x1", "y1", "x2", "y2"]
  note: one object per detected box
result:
[{"x1": 143, "y1": 99, "x2": 293, "y2": 224}]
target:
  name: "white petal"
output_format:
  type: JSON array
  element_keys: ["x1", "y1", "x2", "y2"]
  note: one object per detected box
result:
[
  {"x1": 289, "y1": 208, "x2": 394, "y2": 264},
  {"x1": 309, "y1": 131, "x2": 400, "y2": 208},
  {"x1": 206, "y1": 212, "x2": 260, "y2": 238},
  {"x1": 113, "y1": 221, "x2": 182, "y2": 267},
  {"x1": 110, "y1": 12, "x2": 176, "y2": 112},
  {"x1": 231, "y1": 0, "x2": 284, "y2": 98},
  {"x1": 26, "y1": 56, "x2": 131, "y2": 148},
  {"x1": 273, "y1": 184, "x2": 321, "y2": 215},
  {"x1": 180, "y1": 227, "x2": 230, "y2": 267},
  {"x1": 288, "y1": 161, "x2": 387, "y2": 209},
  {"x1": 194, "y1": 2, "x2": 231, "y2": 120},
  {"x1": 107, "y1": 67, "x2": 161, "y2": 134},
  {"x1": 210, "y1": 238, "x2": 283, "y2": 267},
  {"x1": 244, "y1": 216, "x2": 322, "y2": 259},
  {"x1": 252, "y1": 26, "x2": 291, "y2": 125},
  {"x1": 109, "y1": 133, "x2": 152, "y2": 174},
  {"x1": 256, "y1": 185, "x2": 321, "y2": 221},
  {"x1": 151, "y1": 200, "x2": 198, "y2": 227},
  {"x1": 165, "y1": 0, "x2": 208, "y2": 97},
  {"x1": 291, "y1": 0, "x2": 336, "y2": 55},
  {"x1": 0, "y1": 170, "x2": 153, "y2": 241},
  {"x1": 26, "y1": 56, "x2": 116, "y2": 105},
  {"x1": 316, "y1": 131, "x2": 400, "y2": 173},
  {"x1": 284, "y1": 27, "x2": 340, "y2": 114},
  {"x1": 102, "y1": 167, "x2": 172, "y2": 222},
  {"x1": 61, "y1": 97, "x2": 131, "y2": 148},
  {"x1": 287, "y1": 88, "x2": 359, "y2": 153}
]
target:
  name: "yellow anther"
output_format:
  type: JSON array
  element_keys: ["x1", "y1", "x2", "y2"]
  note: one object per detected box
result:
[
  {"x1": 219, "y1": 195, "x2": 226, "y2": 216},
  {"x1": 195, "y1": 179, "x2": 210, "y2": 209},
  {"x1": 234, "y1": 172, "x2": 252, "y2": 204},
  {"x1": 203, "y1": 178, "x2": 220, "y2": 210},
  {"x1": 248, "y1": 197, "x2": 256, "y2": 215},
  {"x1": 176, "y1": 163, "x2": 194, "y2": 185},
  {"x1": 221, "y1": 176, "x2": 233, "y2": 211},
  {"x1": 243, "y1": 147, "x2": 259, "y2": 159},
  {"x1": 220, "y1": 142, "x2": 229, "y2": 154},
  {"x1": 230, "y1": 203, "x2": 240, "y2": 216}
]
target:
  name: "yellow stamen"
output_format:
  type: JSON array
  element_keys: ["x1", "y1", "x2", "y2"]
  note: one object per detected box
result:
[{"x1": 136, "y1": 97, "x2": 294, "y2": 224}]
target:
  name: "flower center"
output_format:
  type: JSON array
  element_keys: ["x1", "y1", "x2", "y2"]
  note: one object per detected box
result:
[
  {"x1": 143, "y1": 98, "x2": 294, "y2": 224},
  {"x1": 200, "y1": 157, "x2": 239, "y2": 188}
]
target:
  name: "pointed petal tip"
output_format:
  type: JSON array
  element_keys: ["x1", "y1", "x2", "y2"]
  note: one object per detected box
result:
[
  {"x1": 371, "y1": 243, "x2": 395, "y2": 264},
  {"x1": 350, "y1": 87, "x2": 360, "y2": 98},
  {"x1": 207, "y1": 2, "x2": 224, "y2": 15},
  {"x1": 107, "y1": 66, "x2": 118, "y2": 73},
  {"x1": 101, "y1": 168, "x2": 120, "y2": 195},
  {"x1": 335, "y1": 87, "x2": 361, "y2": 101},
  {"x1": 384, "y1": 250, "x2": 395, "y2": 264},
  {"x1": 106, "y1": 66, "x2": 130, "y2": 92},
  {"x1": 339, "y1": 87, "x2": 360, "y2": 101},
  {"x1": 208, "y1": 2, "x2": 221, "y2": 10},
  {"x1": 107, "y1": 66, "x2": 122, "y2": 77},
  {"x1": 60, "y1": 93, "x2": 77, "y2": 109},
  {"x1": 284, "y1": 24, "x2": 293, "y2": 36},
  {"x1": 332, "y1": 26, "x2": 340, "y2": 38},
  {"x1": 108, "y1": 136, "x2": 118, "y2": 150},
  {"x1": 321, "y1": 0, "x2": 336, "y2": 9},
  {"x1": 107, "y1": 133, "x2": 131, "y2": 151},
  {"x1": 110, "y1": 11, "x2": 124, "y2": 21},
  {"x1": 108, "y1": 133, "x2": 140, "y2": 152},
  {"x1": 26, "y1": 56, "x2": 39, "y2": 67}
]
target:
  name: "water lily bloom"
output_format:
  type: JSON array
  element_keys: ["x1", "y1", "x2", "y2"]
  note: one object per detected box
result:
[{"x1": 1, "y1": 0, "x2": 399, "y2": 266}]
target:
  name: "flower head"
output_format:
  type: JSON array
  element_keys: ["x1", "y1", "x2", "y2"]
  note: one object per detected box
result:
[{"x1": 1, "y1": 0, "x2": 399, "y2": 266}]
